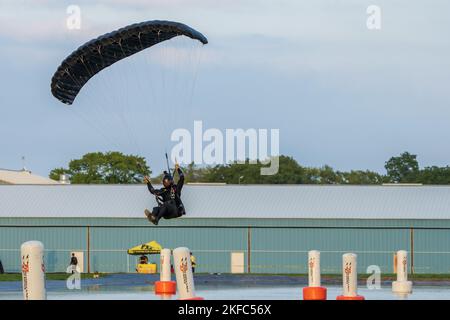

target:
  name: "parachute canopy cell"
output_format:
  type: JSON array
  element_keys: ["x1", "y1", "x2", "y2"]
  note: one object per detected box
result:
[{"x1": 51, "y1": 20, "x2": 208, "y2": 105}]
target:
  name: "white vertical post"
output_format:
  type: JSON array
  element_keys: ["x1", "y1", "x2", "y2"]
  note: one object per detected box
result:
[
  {"x1": 173, "y1": 247, "x2": 202, "y2": 300},
  {"x1": 397, "y1": 250, "x2": 408, "y2": 282},
  {"x1": 342, "y1": 253, "x2": 357, "y2": 297},
  {"x1": 392, "y1": 250, "x2": 413, "y2": 295},
  {"x1": 308, "y1": 250, "x2": 321, "y2": 287},
  {"x1": 21, "y1": 241, "x2": 46, "y2": 300},
  {"x1": 337, "y1": 253, "x2": 364, "y2": 300},
  {"x1": 160, "y1": 248, "x2": 171, "y2": 282},
  {"x1": 303, "y1": 250, "x2": 327, "y2": 300}
]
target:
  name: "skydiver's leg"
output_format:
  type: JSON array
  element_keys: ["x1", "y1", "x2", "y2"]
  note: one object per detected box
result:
[
  {"x1": 145, "y1": 208, "x2": 153, "y2": 221},
  {"x1": 166, "y1": 206, "x2": 184, "y2": 219},
  {"x1": 161, "y1": 203, "x2": 181, "y2": 220},
  {"x1": 145, "y1": 208, "x2": 155, "y2": 217},
  {"x1": 178, "y1": 205, "x2": 186, "y2": 217},
  {"x1": 155, "y1": 205, "x2": 169, "y2": 224},
  {"x1": 151, "y1": 207, "x2": 160, "y2": 216},
  {"x1": 145, "y1": 207, "x2": 159, "y2": 225}
]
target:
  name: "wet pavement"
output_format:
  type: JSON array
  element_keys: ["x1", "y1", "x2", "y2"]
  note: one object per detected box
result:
[{"x1": 2, "y1": 274, "x2": 450, "y2": 300}]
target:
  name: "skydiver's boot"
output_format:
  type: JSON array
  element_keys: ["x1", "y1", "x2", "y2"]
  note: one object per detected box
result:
[
  {"x1": 177, "y1": 205, "x2": 186, "y2": 216},
  {"x1": 144, "y1": 209, "x2": 158, "y2": 225},
  {"x1": 150, "y1": 214, "x2": 158, "y2": 225}
]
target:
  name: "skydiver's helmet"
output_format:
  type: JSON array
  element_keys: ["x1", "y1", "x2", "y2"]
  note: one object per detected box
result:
[{"x1": 162, "y1": 171, "x2": 173, "y2": 188}]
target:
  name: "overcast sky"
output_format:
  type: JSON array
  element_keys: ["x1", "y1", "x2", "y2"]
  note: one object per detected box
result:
[{"x1": 1, "y1": 0, "x2": 449, "y2": 176}]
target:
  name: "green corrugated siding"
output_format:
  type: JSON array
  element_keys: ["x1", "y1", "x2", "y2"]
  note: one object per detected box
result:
[
  {"x1": 2, "y1": 217, "x2": 450, "y2": 228},
  {"x1": 1, "y1": 217, "x2": 450, "y2": 274},
  {"x1": 89, "y1": 227, "x2": 247, "y2": 273},
  {"x1": 251, "y1": 228, "x2": 409, "y2": 273},
  {"x1": 414, "y1": 229, "x2": 450, "y2": 274},
  {"x1": 0, "y1": 226, "x2": 86, "y2": 272}
]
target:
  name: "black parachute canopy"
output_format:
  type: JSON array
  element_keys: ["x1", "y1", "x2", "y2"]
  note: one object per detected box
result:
[{"x1": 51, "y1": 20, "x2": 208, "y2": 105}]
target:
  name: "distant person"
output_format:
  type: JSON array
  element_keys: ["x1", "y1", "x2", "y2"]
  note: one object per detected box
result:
[
  {"x1": 139, "y1": 255, "x2": 148, "y2": 264},
  {"x1": 69, "y1": 253, "x2": 78, "y2": 274},
  {"x1": 0, "y1": 259, "x2": 4, "y2": 274},
  {"x1": 190, "y1": 252, "x2": 197, "y2": 273}
]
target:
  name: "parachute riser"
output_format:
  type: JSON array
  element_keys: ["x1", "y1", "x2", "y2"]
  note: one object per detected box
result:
[{"x1": 165, "y1": 152, "x2": 172, "y2": 178}]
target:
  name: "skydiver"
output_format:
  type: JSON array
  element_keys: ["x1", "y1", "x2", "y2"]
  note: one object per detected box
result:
[{"x1": 143, "y1": 163, "x2": 186, "y2": 225}]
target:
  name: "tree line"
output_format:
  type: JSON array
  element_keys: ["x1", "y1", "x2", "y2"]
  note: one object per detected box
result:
[{"x1": 49, "y1": 151, "x2": 450, "y2": 185}]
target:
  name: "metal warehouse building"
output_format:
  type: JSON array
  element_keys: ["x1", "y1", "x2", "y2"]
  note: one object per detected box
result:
[{"x1": 1, "y1": 184, "x2": 450, "y2": 274}]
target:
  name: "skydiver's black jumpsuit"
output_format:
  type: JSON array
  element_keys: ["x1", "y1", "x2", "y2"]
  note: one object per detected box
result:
[{"x1": 146, "y1": 168, "x2": 186, "y2": 222}]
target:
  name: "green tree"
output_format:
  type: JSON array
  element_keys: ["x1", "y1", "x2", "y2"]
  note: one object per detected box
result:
[
  {"x1": 181, "y1": 162, "x2": 209, "y2": 183},
  {"x1": 49, "y1": 152, "x2": 150, "y2": 184},
  {"x1": 159, "y1": 156, "x2": 387, "y2": 185},
  {"x1": 340, "y1": 170, "x2": 384, "y2": 184},
  {"x1": 384, "y1": 152, "x2": 419, "y2": 183},
  {"x1": 50, "y1": 151, "x2": 449, "y2": 185},
  {"x1": 48, "y1": 168, "x2": 72, "y2": 181},
  {"x1": 418, "y1": 166, "x2": 450, "y2": 184},
  {"x1": 304, "y1": 165, "x2": 344, "y2": 184},
  {"x1": 318, "y1": 165, "x2": 341, "y2": 184},
  {"x1": 152, "y1": 162, "x2": 209, "y2": 184},
  {"x1": 202, "y1": 156, "x2": 305, "y2": 184}
]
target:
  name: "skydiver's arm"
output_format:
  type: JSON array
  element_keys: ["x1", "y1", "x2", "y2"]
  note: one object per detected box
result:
[
  {"x1": 147, "y1": 182, "x2": 164, "y2": 196},
  {"x1": 146, "y1": 181, "x2": 155, "y2": 194},
  {"x1": 176, "y1": 167, "x2": 184, "y2": 194}
]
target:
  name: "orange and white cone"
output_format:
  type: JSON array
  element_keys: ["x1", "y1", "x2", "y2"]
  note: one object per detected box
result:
[
  {"x1": 303, "y1": 250, "x2": 327, "y2": 300},
  {"x1": 154, "y1": 248, "x2": 176, "y2": 295}
]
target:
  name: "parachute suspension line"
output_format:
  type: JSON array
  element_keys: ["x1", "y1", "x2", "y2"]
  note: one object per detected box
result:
[
  {"x1": 93, "y1": 47, "x2": 120, "y2": 120},
  {"x1": 69, "y1": 107, "x2": 123, "y2": 151},
  {"x1": 137, "y1": 32, "x2": 159, "y2": 129},
  {"x1": 86, "y1": 49, "x2": 124, "y2": 142},
  {"x1": 188, "y1": 42, "x2": 204, "y2": 112},
  {"x1": 157, "y1": 31, "x2": 172, "y2": 156},
  {"x1": 120, "y1": 32, "x2": 154, "y2": 157},
  {"x1": 164, "y1": 36, "x2": 202, "y2": 152},
  {"x1": 84, "y1": 46, "x2": 139, "y2": 153},
  {"x1": 139, "y1": 35, "x2": 159, "y2": 133},
  {"x1": 129, "y1": 34, "x2": 157, "y2": 157},
  {"x1": 179, "y1": 37, "x2": 191, "y2": 121},
  {"x1": 115, "y1": 40, "x2": 143, "y2": 155},
  {"x1": 79, "y1": 56, "x2": 113, "y2": 121},
  {"x1": 165, "y1": 35, "x2": 177, "y2": 140},
  {"x1": 158, "y1": 31, "x2": 168, "y2": 131},
  {"x1": 85, "y1": 53, "x2": 134, "y2": 152},
  {"x1": 151, "y1": 35, "x2": 204, "y2": 160},
  {"x1": 109, "y1": 41, "x2": 131, "y2": 145},
  {"x1": 144, "y1": 36, "x2": 172, "y2": 165},
  {"x1": 169, "y1": 35, "x2": 186, "y2": 155},
  {"x1": 135, "y1": 32, "x2": 154, "y2": 110},
  {"x1": 92, "y1": 40, "x2": 140, "y2": 155},
  {"x1": 63, "y1": 69, "x2": 123, "y2": 150},
  {"x1": 174, "y1": 35, "x2": 190, "y2": 129},
  {"x1": 165, "y1": 151, "x2": 172, "y2": 177}
]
